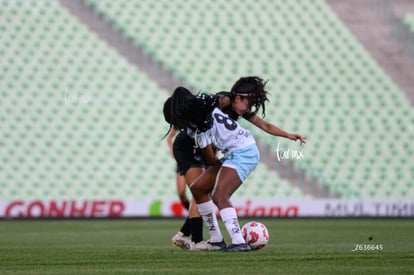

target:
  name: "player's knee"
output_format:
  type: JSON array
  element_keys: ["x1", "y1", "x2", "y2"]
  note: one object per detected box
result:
[{"x1": 212, "y1": 193, "x2": 230, "y2": 209}]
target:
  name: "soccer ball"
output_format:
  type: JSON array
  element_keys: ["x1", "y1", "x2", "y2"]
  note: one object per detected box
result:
[{"x1": 241, "y1": 221, "x2": 269, "y2": 250}]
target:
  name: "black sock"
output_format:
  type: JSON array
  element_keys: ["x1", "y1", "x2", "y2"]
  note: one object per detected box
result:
[
  {"x1": 180, "y1": 217, "x2": 191, "y2": 236},
  {"x1": 190, "y1": 217, "x2": 203, "y2": 243},
  {"x1": 183, "y1": 200, "x2": 190, "y2": 210}
]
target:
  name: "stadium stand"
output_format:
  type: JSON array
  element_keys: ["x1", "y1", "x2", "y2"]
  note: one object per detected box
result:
[
  {"x1": 0, "y1": 0, "x2": 177, "y2": 200},
  {"x1": 83, "y1": 0, "x2": 414, "y2": 199},
  {"x1": 0, "y1": 0, "x2": 413, "y2": 202},
  {"x1": 0, "y1": 0, "x2": 305, "y2": 201}
]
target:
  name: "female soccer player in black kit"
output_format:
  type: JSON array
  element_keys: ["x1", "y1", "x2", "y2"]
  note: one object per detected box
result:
[{"x1": 166, "y1": 87, "x2": 230, "y2": 250}]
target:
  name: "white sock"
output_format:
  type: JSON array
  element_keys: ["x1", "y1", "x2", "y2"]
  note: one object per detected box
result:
[
  {"x1": 197, "y1": 200, "x2": 223, "y2": 243},
  {"x1": 220, "y1": 207, "x2": 245, "y2": 245}
]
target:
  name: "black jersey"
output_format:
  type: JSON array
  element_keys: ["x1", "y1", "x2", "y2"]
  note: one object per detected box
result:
[
  {"x1": 187, "y1": 93, "x2": 217, "y2": 132},
  {"x1": 184, "y1": 91, "x2": 255, "y2": 137}
]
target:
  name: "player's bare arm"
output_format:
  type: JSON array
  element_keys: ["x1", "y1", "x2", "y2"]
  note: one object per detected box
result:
[{"x1": 248, "y1": 114, "x2": 307, "y2": 145}]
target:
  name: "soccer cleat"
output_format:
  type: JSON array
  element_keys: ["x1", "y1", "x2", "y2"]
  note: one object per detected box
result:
[
  {"x1": 207, "y1": 239, "x2": 227, "y2": 250},
  {"x1": 171, "y1": 231, "x2": 191, "y2": 249},
  {"x1": 189, "y1": 241, "x2": 211, "y2": 251},
  {"x1": 220, "y1": 243, "x2": 251, "y2": 252},
  {"x1": 190, "y1": 239, "x2": 227, "y2": 251}
]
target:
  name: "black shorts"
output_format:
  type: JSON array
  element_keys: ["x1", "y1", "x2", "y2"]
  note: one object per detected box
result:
[{"x1": 173, "y1": 131, "x2": 207, "y2": 175}]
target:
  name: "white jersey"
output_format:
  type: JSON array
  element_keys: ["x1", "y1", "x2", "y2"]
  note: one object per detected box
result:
[{"x1": 196, "y1": 107, "x2": 255, "y2": 152}]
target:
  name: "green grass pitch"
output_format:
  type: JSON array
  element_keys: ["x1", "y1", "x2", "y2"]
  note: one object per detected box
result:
[{"x1": 0, "y1": 219, "x2": 412, "y2": 274}]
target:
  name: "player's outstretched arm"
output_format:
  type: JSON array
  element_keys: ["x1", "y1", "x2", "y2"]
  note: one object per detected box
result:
[{"x1": 248, "y1": 114, "x2": 306, "y2": 145}]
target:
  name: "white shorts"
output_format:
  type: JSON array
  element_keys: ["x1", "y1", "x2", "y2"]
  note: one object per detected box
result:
[{"x1": 222, "y1": 143, "x2": 259, "y2": 182}]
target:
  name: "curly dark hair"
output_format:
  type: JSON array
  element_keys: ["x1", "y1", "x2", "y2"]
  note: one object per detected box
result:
[{"x1": 230, "y1": 76, "x2": 269, "y2": 117}]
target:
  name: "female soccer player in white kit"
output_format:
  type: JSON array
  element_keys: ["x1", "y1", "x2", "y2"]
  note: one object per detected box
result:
[{"x1": 194, "y1": 106, "x2": 260, "y2": 251}]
